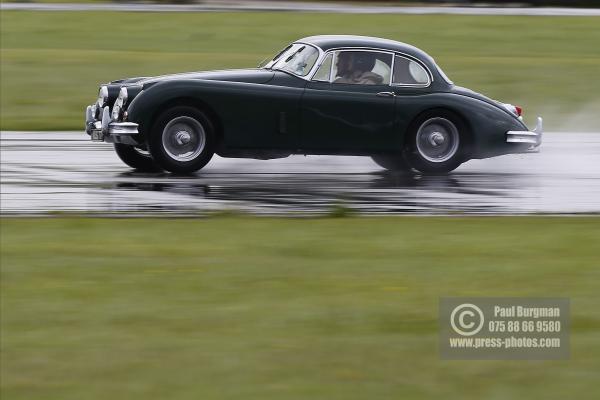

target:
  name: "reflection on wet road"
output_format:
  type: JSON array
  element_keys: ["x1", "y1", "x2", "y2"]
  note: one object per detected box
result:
[{"x1": 1, "y1": 132, "x2": 599, "y2": 215}]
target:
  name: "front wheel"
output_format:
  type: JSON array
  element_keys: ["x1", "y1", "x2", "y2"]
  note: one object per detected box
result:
[
  {"x1": 404, "y1": 110, "x2": 468, "y2": 174},
  {"x1": 148, "y1": 106, "x2": 215, "y2": 174},
  {"x1": 114, "y1": 143, "x2": 160, "y2": 172}
]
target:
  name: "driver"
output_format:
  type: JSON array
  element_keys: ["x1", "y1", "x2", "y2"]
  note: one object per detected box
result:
[{"x1": 334, "y1": 52, "x2": 383, "y2": 85}]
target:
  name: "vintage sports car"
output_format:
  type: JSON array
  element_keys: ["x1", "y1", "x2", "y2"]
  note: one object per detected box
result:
[{"x1": 85, "y1": 35, "x2": 542, "y2": 174}]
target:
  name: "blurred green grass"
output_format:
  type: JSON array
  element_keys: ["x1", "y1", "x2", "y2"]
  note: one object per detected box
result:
[
  {"x1": 1, "y1": 11, "x2": 599, "y2": 131},
  {"x1": 1, "y1": 216, "x2": 600, "y2": 399}
]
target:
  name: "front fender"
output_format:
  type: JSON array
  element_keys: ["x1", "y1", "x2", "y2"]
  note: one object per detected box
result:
[{"x1": 127, "y1": 79, "x2": 263, "y2": 139}]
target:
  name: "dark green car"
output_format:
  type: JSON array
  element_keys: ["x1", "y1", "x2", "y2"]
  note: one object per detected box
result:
[{"x1": 85, "y1": 35, "x2": 542, "y2": 174}]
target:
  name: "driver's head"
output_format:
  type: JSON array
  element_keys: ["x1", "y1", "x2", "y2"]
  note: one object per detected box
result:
[
  {"x1": 336, "y1": 52, "x2": 353, "y2": 76},
  {"x1": 353, "y1": 52, "x2": 376, "y2": 73},
  {"x1": 336, "y1": 52, "x2": 376, "y2": 76}
]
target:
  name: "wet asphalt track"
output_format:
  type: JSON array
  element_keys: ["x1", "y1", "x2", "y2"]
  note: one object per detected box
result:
[{"x1": 1, "y1": 131, "x2": 600, "y2": 216}]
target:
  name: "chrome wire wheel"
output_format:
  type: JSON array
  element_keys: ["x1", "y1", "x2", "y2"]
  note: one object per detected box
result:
[
  {"x1": 161, "y1": 116, "x2": 206, "y2": 162},
  {"x1": 415, "y1": 117, "x2": 460, "y2": 163}
]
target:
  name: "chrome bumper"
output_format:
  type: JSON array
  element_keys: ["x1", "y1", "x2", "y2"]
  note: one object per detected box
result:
[
  {"x1": 506, "y1": 117, "x2": 543, "y2": 153},
  {"x1": 85, "y1": 104, "x2": 140, "y2": 145}
]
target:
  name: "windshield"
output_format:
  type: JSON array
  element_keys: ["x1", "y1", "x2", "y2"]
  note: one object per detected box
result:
[{"x1": 267, "y1": 43, "x2": 319, "y2": 77}]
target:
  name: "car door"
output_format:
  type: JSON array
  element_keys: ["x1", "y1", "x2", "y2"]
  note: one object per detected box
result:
[
  {"x1": 218, "y1": 72, "x2": 306, "y2": 150},
  {"x1": 220, "y1": 43, "x2": 319, "y2": 150},
  {"x1": 388, "y1": 54, "x2": 435, "y2": 147},
  {"x1": 300, "y1": 50, "x2": 396, "y2": 153}
]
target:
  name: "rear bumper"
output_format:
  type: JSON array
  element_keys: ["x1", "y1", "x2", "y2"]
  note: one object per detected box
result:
[
  {"x1": 85, "y1": 104, "x2": 140, "y2": 145},
  {"x1": 506, "y1": 116, "x2": 543, "y2": 153}
]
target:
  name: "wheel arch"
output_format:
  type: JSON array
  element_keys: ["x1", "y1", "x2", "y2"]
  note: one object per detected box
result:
[{"x1": 147, "y1": 97, "x2": 224, "y2": 147}]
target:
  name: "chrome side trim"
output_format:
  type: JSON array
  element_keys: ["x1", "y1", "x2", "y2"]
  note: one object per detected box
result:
[
  {"x1": 108, "y1": 122, "x2": 139, "y2": 136},
  {"x1": 323, "y1": 48, "x2": 395, "y2": 85},
  {"x1": 389, "y1": 52, "x2": 395, "y2": 85},
  {"x1": 506, "y1": 117, "x2": 543, "y2": 148},
  {"x1": 310, "y1": 52, "x2": 333, "y2": 83},
  {"x1": 306, "y1": 46, "x2": 433, "y2": 88},
  {"x1": 390, "y1": 54, "x2": 431, "y2": 88},
  {"x1": 271, "y1": 42, "x2": 434, "y2": 86},
  {"x1": 330, "y1": 47, "x2": 433, "y2": 83},
  {"x1": 329, "y1": 51, "x2": 335, "y2": 82}
]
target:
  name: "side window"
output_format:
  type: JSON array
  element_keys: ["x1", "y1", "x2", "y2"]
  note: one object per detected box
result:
[
  {"x1": 312, "y1": 53, "x2": 333, "y2": 82},
  {"x1": 332, "y1": 51, "x2": 392, "y2": 85},
  {"x1": 392, "y1": 56, "x2": 430, "y2": 86}
]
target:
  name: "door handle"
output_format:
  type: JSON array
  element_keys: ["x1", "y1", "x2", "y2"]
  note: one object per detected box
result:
[{"x1": 376, "y1": 91, "x2": 396, "y2": 98}]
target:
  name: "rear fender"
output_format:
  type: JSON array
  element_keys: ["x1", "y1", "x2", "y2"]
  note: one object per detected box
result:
[{"x1": 426, "y1": 93, "x2": 529, "y2": 159}]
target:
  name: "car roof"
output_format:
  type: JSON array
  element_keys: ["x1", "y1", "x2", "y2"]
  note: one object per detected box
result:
[{"x1": 298, "y1": 35, "x2": 433, "y2": 61}]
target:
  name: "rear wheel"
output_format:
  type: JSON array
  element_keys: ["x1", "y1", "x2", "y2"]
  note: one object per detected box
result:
[
  {"x1": 148, "y1": 106, "x2": 215, "y2": 174},
  {"x1": 114, "y1": 143, "x2": 160, "y2": 171},
  {"x1": 371, "y1": 155, "x2": 412, "y2": 172},
  {"x1": 405, "y1": 110, "x2": 467, "y2": 174}
]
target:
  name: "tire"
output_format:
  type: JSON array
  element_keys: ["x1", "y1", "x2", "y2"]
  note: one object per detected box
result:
[
  {"x1": 404, "y1": 110, "x2": 468, "y2": 174},
  {"x1": 371, "y1": 155, "x2": 412, "y2": 172},
  {"x1": 114, "y1": 143, "x2": 160, "y2": 172},
  {"x1": 147, "y1": 106, "x2": 215, "y2": 174}
]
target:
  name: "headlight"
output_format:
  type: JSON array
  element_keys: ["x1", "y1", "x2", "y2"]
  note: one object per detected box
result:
[
  {"x1": 118, "y1": 87, "x2": 128, "y2": 105},
  {"x1": 111, "y1": 87, "x2": 128, "y2": 120},
  {"x1": 112, "y1": 103, "x2": 121, "y2": 121},
  {"x1": 97, "y1": 85, "x2": 108, "y2": 108}
]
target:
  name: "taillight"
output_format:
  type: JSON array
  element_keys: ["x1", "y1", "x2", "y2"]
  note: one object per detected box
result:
[
  {"x1": 502, "y1": 103, "x2": 522, "y2": 118},
  {"x1": 515, "y1": 106, "x2": 523, "y2": 116}
]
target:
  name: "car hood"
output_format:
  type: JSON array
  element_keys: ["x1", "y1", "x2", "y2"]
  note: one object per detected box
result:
[{"x1": 111, "y1": 68, "x2": 275, "y2": 87}]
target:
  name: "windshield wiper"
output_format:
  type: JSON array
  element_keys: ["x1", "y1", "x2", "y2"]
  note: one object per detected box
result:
[{"x1": 284, "y1": 46, "x2": 305, "y2": 63}]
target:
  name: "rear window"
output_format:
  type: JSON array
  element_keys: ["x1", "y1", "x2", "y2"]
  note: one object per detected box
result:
[{"x1": 392, "y1": 55, "x2": 430, "y2": 86}]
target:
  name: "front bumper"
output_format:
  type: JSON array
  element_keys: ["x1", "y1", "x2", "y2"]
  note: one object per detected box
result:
[
  {"x1": 506, "y1": 116, "x2": 543, "y2": 153},
  {"x1": 85, "y1": 104, "x2": 140, "y2": 145}
]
